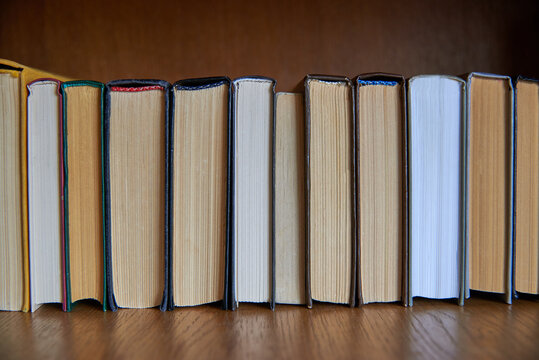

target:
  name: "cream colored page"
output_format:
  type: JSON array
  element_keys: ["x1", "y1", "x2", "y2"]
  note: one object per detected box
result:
[
  {"x1": 173, "y1": 85, "x2": 227, "y2": 306},
  {"x1": 358, "y1": 84, "x2": 402, "y2": 303},
  {"x1": 110, "y1": 89, "x2": 165, "y2": 308},
  {"x1": 515, "y1": 81, "x2": 539, "y2": 294},
  {"x1": 469, "y1": 77, "x2": 509, "y2": 293},
  {"x1": 309, "y1": 80, "x2": 352, "y2": 304},
  {"x1": 65, "y1": 85, "x2": 104, "y2": 303},
  {"x1": 275, "y1": 93, "x2": 305, "y2": 305}
]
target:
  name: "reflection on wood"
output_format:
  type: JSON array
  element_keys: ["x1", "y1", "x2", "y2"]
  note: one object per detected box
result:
[{"x1": 0, "y1": 299, "x2": 537, "y2": 359}]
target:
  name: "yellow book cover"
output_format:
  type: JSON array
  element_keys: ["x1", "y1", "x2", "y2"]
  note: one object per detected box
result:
[{"x1": 0, "y1": 58, "x2": 70, "y2": 312}]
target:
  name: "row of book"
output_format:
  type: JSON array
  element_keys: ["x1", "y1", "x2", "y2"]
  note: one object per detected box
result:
[{"x1": 0, "y1": 59, "x2": 537, "y2": 312}]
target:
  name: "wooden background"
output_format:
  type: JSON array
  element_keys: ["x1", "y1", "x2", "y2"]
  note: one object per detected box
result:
[
  {"x1": 0, "y1": 299, "x2": 538, "y2": 359},
  {"x1": 1, "y1": 1, "x2": 538, "y2": 359},
  {"x1": 1, "y1": 0, "x2": 538, "y2": 91}
]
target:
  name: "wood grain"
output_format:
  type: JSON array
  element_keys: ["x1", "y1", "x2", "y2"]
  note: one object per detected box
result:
[
  {"x1": 0, "y1": 299, "x2": 537, "y2": 359},
  {"x1": 1, "y1": 0, "x2": 537, "y2": 92},
  {"x1": 64, "y1": 86, "x2": 104, "y2": 304}
]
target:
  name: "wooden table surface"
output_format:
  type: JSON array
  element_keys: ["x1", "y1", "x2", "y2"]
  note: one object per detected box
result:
[{"x1": 1, "y1": 297, "x2": 537, "y2": 360}]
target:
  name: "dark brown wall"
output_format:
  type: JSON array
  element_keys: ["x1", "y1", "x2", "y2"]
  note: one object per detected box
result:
[{"x1": 1, "y1": 0, "x2": 537, "y2": 91}]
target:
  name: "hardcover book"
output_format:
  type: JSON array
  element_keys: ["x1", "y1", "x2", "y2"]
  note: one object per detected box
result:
[
  {"x1": 407, "y1": 75, "x2": 467, "y2": 305},
  {"x1": 104, "y1": 80, "x2": 169, "y2": 310},
  {"x1": 61, "y1": 80, "x2": 106, "y2": 311},
  {"x1": 466, "y1": 73, "x2": 514, "y2": 304},
  {"x1": 514, "y1": 76, "x2": 539, "y2": 296},
  {"x1": 166, "y1": 77, "x2": 232, "y2": 309},
  {"x1": 355, "y1": 73, "x2": 408, "y2": 305},
  {"x1": 230, "y1": 77, "x2": 275, "y2": 310},
  {"x1": 304, "y1": 75, "x2": 356, "y2": 307},
  {"x1": 275, "y1": 92, "x2": 306, "y2": 305},
  {"x1": 0, "y1": 59, "x2": 68, "y2": 312},
  {"x1": 27, "y1": 79, "x2": 63, "y2": 311}
]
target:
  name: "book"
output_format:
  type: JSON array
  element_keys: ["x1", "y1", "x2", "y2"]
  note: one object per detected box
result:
[
  {"x1": 355, "y1": 74, "x2": 407, "y2": 305},
  {"x1": 27, "y1": 79, "x2": 63, "y2": 311},
  {"x1": 275, "y1": 92, "x2": 306, "y2": 305},
  {"x1": 407, "y1": 75, "x2": 467, "y2": 305},
  {"x1": 0, "y1": 59, "x2": 68, "y2": 312},
  {"x1": 0, "y1": 66, "x2": 24, "y2": 312},
  {"x1": 104, "y1": 80, "x2": 169, "y2": 310},
  {"x1": 231, "y1": 77, "x2": 275, "y2": 310},
  {"x1": 466, "y1": 73, "x2": 514, "y2": 303},
  {"x1": 167, "y1": 77, "x2": 232, "y2": 309},
  {"x1": 61, "y1": 80, "x2": 106, "y2": 311},
  {"x1": 304, "y1": 75, "x2": 356, "y2": 307},
  {"x1": 514, "y1": 76, "x2": 539, "y2": 296}
]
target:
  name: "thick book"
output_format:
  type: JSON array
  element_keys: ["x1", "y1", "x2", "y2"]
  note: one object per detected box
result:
[
  {"x1": 275, "y1": 92, "x2": 306, "y2": 305},
  {"x1": 514, "y1": 76, "x2": 539, "y2": 296},
  {"x1": 466, "y1": 73, "x2": 514, "y2": 304},
  {"x1": 104, "y1": 80, "x2": 170, "y2": 310},
  {"x1": 166, "y1": 77, "x2": 232, "y2": 309},
  {"x1": 61, "y1": 80, "x2": 106, "y2": 311},
  {"x1": 230, "y1": 76, "x2": 275, "y2": 310},
  {"x1": 355, "y1": 73, "x2": 408, "y2": 305},
  {"x1": 407, "y1": 75, "x2": 467, "y2": 306},
  {"x1": 27, "y1": 79, "x2": 63, "y2": 311},
  {"x1": 304, "y1": 75, "x2": 356, "y2": 307},
  {"x1": 0, "y1": 59, "x2": 68, "y2": 312}
]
